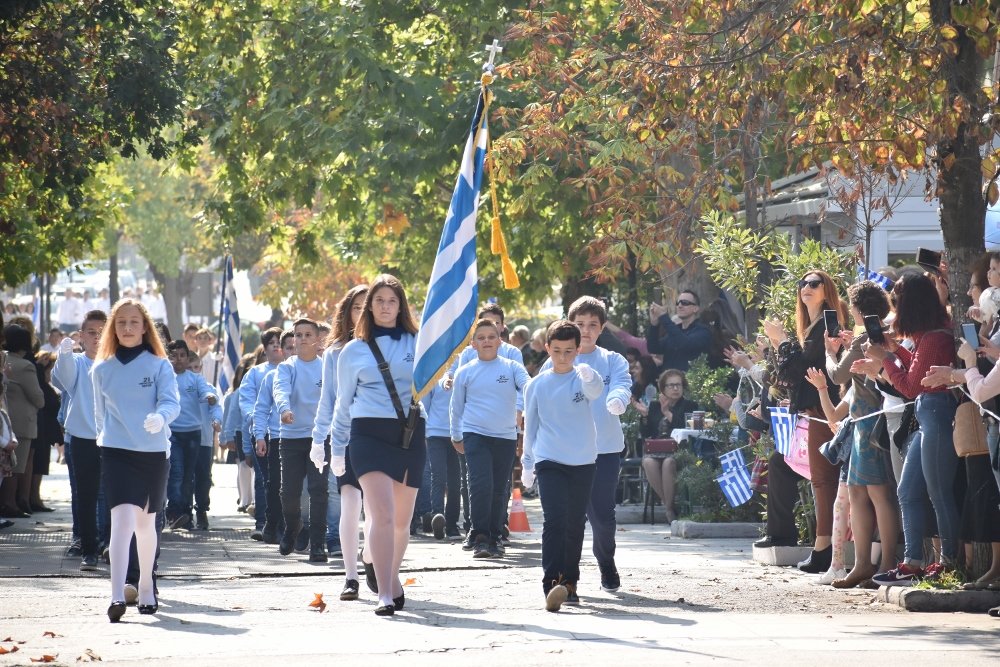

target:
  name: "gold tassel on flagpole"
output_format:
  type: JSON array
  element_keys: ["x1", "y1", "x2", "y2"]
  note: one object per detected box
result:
[{"x1": 481, "y1": 55, "x2": 519, "y2": 290}]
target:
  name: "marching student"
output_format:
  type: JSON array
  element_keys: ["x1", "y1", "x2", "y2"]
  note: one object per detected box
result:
[
  {"x1": 53, "y1": 309, "x2": 107, "y2": 570},
  {"x1": 312, "y1": 284, "x2": 371, "y2": 600},
  {"x1": 221, "y1": 353, "x2": 260, "y2": 517},
  {"x1": 331, "y1": 274, "x2": 424, "y2": 616},
  {"x1": 521, "y1": 320, "x2": 604, "y2": 612},
  {"x1": 163, "y1": 340, "x2": 220, "y2": 531},
  {"x1": 189, "y1": 347, "x2": 224, "y2": 529},
  {"x1": 450, "y1": 318, "x2": 530, "y2": 558},
  {"x1": 92, "y1": 298, "x2": 180, "y2": 622},
  {"x1": 273, "y1": 318, "x2": 329, "y2": 563},
  {"x1": 423, "y1": 383, "x2": 462, "y2": 540}
]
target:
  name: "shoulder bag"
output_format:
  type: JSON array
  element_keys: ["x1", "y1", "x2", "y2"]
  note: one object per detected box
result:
[
  {"x1": 953, "y1": 399, "x2": 989, "y2": 457},
  {"x1": 367, "y1": 340, "x2": 419, "y2": 450}
]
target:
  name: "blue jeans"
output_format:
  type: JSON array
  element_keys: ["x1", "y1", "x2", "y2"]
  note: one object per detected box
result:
[
  {"x1": 463, "y1": 433, "x2": 516, "y2": 541},
  {"x1": 459, "y1": 453, "x2": 471, "y2": 531},
  {"x1": 194, "y1": 446, "x2": 213, "y2": 512},
  {"x1": 587, "y1": 452, "x2": 621, "y2": 568},
  {"x1": 536, "y1": 459, "x2": 596, "y2": 590},
  {"x1": 166, "y1": 430, "x2": 201, "y2": 520},
  {"x1": 426, "y1": 436, "x2": 461, "y2": 529},
  {"x1": 325, "y1": 469, "x2": 341, "y2": 549},
  {"x1": 898, "y1": 392, "x2": 959, "y2": 563}
]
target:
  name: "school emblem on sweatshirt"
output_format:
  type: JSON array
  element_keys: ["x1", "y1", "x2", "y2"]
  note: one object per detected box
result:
[
  {"x1": 604, "y1": 374, "x2": 611, "y2": 386},
  {"x1": 139, "y1": 376, "x2": 154, "y2": 388},
  {"x1": 572, "y1": 391, "x2": 585, "y2": 403},
  {"x1": 404, "y1": 353, "x2": 414, "y2": 362},
  {"x1": 496, "y1": 374, "x2": 509, "y2": 384}
]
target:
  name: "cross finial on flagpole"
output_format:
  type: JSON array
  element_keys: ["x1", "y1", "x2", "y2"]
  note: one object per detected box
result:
[{"x1": 484, "y1": 39, "x2": 503, "y2": 72}]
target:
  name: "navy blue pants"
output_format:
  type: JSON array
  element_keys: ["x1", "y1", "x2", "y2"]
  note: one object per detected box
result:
[
  {"x1": 586, "y1": 452, "x2": 621, "y2": 568},
  {"x1": 426, "y1": 436, "x2": 461, "y2": 530},
  {"x1": 166, "y1": 430, "x2": 201, "y2": 520},
  {"x1": 536, "y1": 460, "x2": 596, "y2": 591},
  {"x1": 464, "y1": 433, "x2": 516, "y2": 541}
]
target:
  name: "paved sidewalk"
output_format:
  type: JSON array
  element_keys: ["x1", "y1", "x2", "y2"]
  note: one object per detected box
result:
[{"x1": 2, "y1": 465, "x2": 999, "y2": 665}]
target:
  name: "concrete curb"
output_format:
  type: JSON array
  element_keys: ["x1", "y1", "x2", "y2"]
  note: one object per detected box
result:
[
  {"x1": 752, "y1": 545, "x2": 814, "y2": 566},
  {"x1": 877, "y1": 585, "x2": 1000, "y2": 613},
  {"x1": 671, "y1": 520, "x2": 763, "y2": 539}
]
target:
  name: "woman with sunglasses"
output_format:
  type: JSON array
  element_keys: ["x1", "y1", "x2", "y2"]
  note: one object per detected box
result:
[
  {"x1": 762, "y1": 270, "x2": 844, "y2": 574},
  {"x1": 646, "y1": 290, "x2": 712, "y2": 373}
]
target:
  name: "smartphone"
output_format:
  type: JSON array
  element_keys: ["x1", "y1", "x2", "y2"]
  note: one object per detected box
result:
[
  {"x1": 823, "y1": 309, "x2": 840, "y2": 338},
  {"x1": 962, "y1": 322, "x2": 980, "y2": 350},
  {"x1": 863, "y1": 315, "x2": 885, "y2": 344},
  {"x1": 916, "y1": 247, "x2": 942, "y2": 274}
]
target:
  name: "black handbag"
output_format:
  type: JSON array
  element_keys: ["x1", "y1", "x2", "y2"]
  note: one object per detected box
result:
[{"x1": 366, "y1": 340, "x2": 419, "y2": 450}]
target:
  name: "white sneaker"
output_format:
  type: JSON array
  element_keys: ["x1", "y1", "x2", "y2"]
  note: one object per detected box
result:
[{"x1": 814, "y1": 567, "x2": 847, "y2": 585}]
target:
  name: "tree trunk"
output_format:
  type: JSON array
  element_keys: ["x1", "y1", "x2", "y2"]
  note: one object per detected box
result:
[
  {"x1": 150, "y1": 267, "x2": 192, "y2": 336},
  {"x1": 109, "y1": 252, "x2": 120, "y2": 306}
]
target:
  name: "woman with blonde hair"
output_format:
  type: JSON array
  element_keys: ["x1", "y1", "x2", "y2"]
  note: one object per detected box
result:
[{"x1": 92, "y1": 299, "x2": 179, "y2": 622}]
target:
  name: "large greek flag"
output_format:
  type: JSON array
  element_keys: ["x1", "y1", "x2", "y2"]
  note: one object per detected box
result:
[
  {"x1": 218, "y1": 256, "x2": 241, "y2": 394},
  {"x1": 413, "y1": 91, "x2": 489, "y2": 400}
]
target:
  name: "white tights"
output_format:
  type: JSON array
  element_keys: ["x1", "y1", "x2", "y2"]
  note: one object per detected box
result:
[
  {"x1": 109, "y1": 504, "x2": 157, "y2": 606},
  {"x1": 830, "y1": 483, "x2": 851, "y2": 571},
  {"x1": 236, "y1": 460, "x2": 254, "y2": 507},
  {"x1": 340, "y1": 484, "x2": 369, "y2": 582}
]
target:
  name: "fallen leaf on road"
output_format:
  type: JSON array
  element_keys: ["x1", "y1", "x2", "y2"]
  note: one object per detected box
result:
[
  {"x1": 308, "y1": 593, "x2": 326, "y2": 613},
  {"x1": 42, "y1": 632, "x2": 60, "y2": 638},
  {"x1": 29, "y1": 655, "x2": 58, "y2": 663},
  {"x1": 0, "y1": 646, "x2": 20, "y2": 654},
  {"x1": 78, "y1": 648, "x2": 102, "y2": 662},
  {"x1": 403, "y1": 578, "x2": 417, "y2": 586}
]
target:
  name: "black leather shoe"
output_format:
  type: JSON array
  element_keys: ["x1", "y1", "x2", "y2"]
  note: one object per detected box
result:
[
  {"x1": 278, "y1": 526, "x2": 298, "y2": 556},
  {"x1": 308, "y1": 549, "x2": 328, "y2": 563},
  {"x1": 30, "y1": 503, "x2": 55, "y2": 512},
  {"x1": 374, "y1": 603, "x2": 395, "y2": 616},
  {"x1": 393, "y1": 592, "x2": 405, "y2": 611},
  {"x1": 340, "y1": 579, "x2": 360, "y2": 601},
  {"x1": 798, "y1": 545, "x2": 832, "y2": 574},
  {"x1": 753, "y1": 536, "x2": 798, "y2": 549},
  {"x1": 107, "y1": 601, "x2": 126, "y2": 623},
  {"x1": 363, "y1": 559, "x2": 378, "y2": 593},
  {"x1": 137, "y1": 601, "x2": 158, "y2": 615},
  {"x1": 0, "y1": 506, "x2": 30, "y2": 519}
]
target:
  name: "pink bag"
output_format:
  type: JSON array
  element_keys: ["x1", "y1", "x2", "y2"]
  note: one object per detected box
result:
[{"x1": 784, "y1": 417, "x2": 812, "y2": 480}]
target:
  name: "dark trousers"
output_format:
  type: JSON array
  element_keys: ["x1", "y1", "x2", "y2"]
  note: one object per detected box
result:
[
  {"x1": 426, "y1": 436, "x2": 461, "y2": 529},
  {"x1": 264, "y1": 435, "x2": 283, "y2": 531},
  {"x1": 166, "y1": 430, "x2": 201, "y2": 520},
  {"x1": 194, "y1": 446, "x2": 213, "y2": 512},
  {"x1": 249, "y1": 445, "x2": 269, "y2": 530},
  {"x1": 536, "y1": 459, "x2": 596, "y2": 590},
  {"x1": 414, "y1": 456, "x2": 432, "y2": 518},
  {"x1": 279, "y1": 437, "x2": 329, "y2": 547},
  {"x1": 586, "y1": 452, "x2": 621, "y2": 568},
  {"x1": 765, "y1": 449, "x2": 803, "y2": 540},
  {"x1": 69, "y1": 436, "x2": 101, "y2": 557},
  {"x1": 459, "y1": 452, "x2": 471, "y2": 531},
  {"x1": 64, "y1": 437, "x2": 79, "y2": 540},
  {"x1": 464, "y1": 433, "x2": 516, "y2": 541}
]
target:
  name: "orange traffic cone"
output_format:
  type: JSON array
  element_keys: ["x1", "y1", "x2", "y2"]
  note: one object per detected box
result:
[{"x1": 508, "y1": 487, "x2": 532, "y2": 532}]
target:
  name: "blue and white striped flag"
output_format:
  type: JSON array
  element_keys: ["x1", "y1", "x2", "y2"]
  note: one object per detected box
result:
[
  {"x1": 413, "y1": 90, "x2": 490, "y2": 399},
  {"x1": 857, "y1": 265, "x2": 893, "y2": 291},
  {"x1": 768, "y1": 406, "x2": 794, "y2": 456},
  {"x1": 719, "y1": 448, "x2": 747, "y2": 475},
  {"x1": 218, "y1": 256, "x2": 241, "y2": 394},
  {"x1": 717, "y1": 465, "x2": 753, "y2": 507}
]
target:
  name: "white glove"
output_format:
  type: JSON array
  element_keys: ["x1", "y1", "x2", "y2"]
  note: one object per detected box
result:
[
  {"x1": 577, "y1": 364, "x2": 596, "y2": 383},
  {"x1": 309, "y1": 441, "x2": 326, "y2": 472},
  {"x1": 331, "y1": 455, "x2": 347, "y2": 477},
  {"x1": 143, "y1": 413, "x2": 165, "y2": 434},
  {"x1": 520, "y1": 468, "x2": 535, "y2": 489},
  {"x1": 606, "y1": 397, "x2": 627, "y2": 415},
  {"x1": 59, "y1": 337, "x2": 75, "y2": 354}
]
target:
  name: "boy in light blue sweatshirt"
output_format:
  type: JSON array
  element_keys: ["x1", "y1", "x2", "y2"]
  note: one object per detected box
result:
[
  {"x1": 540, "y1": 296, "x2": 632, "y2": 593},
  {"x1": 163, "y1": 340, "x2": 220, "y2": 531},
  {"x1": 187, "y1": 350, "x2": 223, "y2": 530},
  {"x1": 451, "y1": 319, "x2": 530, "y2": 558},
  {"x1": 272, "y1": 318, "x2": 329, "y2": 562},
  {"x1": 521, "y1": 320, "x2": 604, "y2": 612}
]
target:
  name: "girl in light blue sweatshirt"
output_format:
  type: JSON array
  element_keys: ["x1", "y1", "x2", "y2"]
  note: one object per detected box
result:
[{"x1": 92, "y1": 299, "x2": 180, "y2": 623}]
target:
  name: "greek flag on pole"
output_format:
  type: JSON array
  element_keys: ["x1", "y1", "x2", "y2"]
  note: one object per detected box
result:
[
  {"x1": 857, "y1": 265, "x2": 893, "y2": 291},
  {"x1": 769, "y1": 406, "x2": 794, "y2": 455},
  {"x1": 719, "y1": 448, "x2": 747, "y2": 475},
  {"x1": 716, "y1": 466, "x2": 754, "y2": 507},
  {"x1": 413, "y1": 91, "x2": 489, "y2": 400},
  {"x1": 219, "y1": 256, "x2": 241, "y2": 394}
]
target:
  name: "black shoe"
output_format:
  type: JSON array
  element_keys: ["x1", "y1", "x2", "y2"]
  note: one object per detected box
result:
[
  {"x1": 262, "y1": 527, "x2": 278, "y2": 544},
  {"x1": 431, "y1": 513, "x2": 446, "y2": 540},
  {"x1": 374, "y1": 603, "x2": 395, "y2": 616},
  {"x1": 472, "y1": 535, "x2": 492, "y2": 559},
  {"x1": 0, "y1": 519, "x2": 14, "y2": 530},
  {"x1": 461, "y1": 532, "x2": 475, "y2": 551},
  {"x1": 564, "y1": 583, "x2": 580, "y2": 606},
  {"x1": 66, "y1": 540, "x2": 82, "y2": 558},
  {"x1": 137, "y1": 598, "x2": 158, "y2": 615},
  {"x1": 798, "y1": 545, "x2": 832, "y2": 574},
  {"x1": 600, "y1": 562, "x2": 621, "y2": 592},
  {"x1": 363, "y1": 559, "x2": 378, "y2": 593},
  {"x1": 753, "y1": 535, "x2": 798, "y2": 549},
  {"x1": 445, "y1": 526, "x2": 462, "y2": 539},
  {"x1": 294, "y1": 527, "x2": 310, "y2": 553},
  {"x1": 170, "y1": 514, "x2": 192, "y2": 531},
  {"x1": 278, "y1": 530, "x2": 296, "y2": 556},
  {"x1": 420, "y1": 512, "x2": 433, "y2": 533},
  {"x1": 30, "y1": 503, "x2": 55, "y2": 512},
  {"x1": 195, "y1": 511, "x2": 209, "y2": 530},
  {"x1": 393, "y1": 592, "x2": 405, "y2": 610},
  {"x1": 107, "y1": 601, "x2": 126, "y2": 623},
  {"x1": 491, "y1": 539, "x2": 505, "y2": 558},
  {"x1": 340, "y1": 579, "x2": 360, "y2": 601},
  {"x1": 250, "y1": 529, "x2": 264, "y2": 541},
  {"x1": 80, "y1": 555, "x2": 99, "y2": 571},
  {"x1": 308, "y1": 548, "x2": 328, "y2": 563}
]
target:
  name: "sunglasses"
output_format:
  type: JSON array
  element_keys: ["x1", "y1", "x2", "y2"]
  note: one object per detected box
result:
[
  {"x1": 798, "y1": 279, "x2": 823, "y2": 290},
  {"x1": 676, "y1": 299, "x2": 697, "y2": 307},
  {"x1": 663, "y1": 382, "x2": 683, "y2": 389}
]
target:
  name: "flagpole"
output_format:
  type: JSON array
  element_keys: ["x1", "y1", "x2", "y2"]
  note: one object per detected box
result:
[{"x1": 212, "y1": 255, "x2": 229, "y2": 388}]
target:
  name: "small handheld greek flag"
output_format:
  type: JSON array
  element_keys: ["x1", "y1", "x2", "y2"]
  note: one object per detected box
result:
[
  {"x1": 719, "y1": 448, "x2": 747, "y2": 475},
  {"x1": 218, "y1": 256, "x2": 241, "y2": 394},
  {"x1": 857, "y1": 265, "x2": 893, "y2": 291},
  {"x1": 768, "y1": 406, "x2": 794, "y2": 456},
  {"x1": 717, "y1": 466, "x2": 754, "y2": 507}
]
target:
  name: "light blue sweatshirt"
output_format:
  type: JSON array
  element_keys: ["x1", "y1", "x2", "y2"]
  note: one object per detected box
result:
[
  {"x1": 422, "y1": 384, "x2": 452, "y2": 439},
  {"x1": 172, "y1": 370, "x2": 220, "y2": 432},
  {"x1": 332, "y1": 333, "x2": 424, "y2": 458},
  {"x1": 239, "y1": 362, "x2": 277, "y2": 433},
  {"x1": 273, "y1": 355, "x2": 323, "y2": 440},
  {"x1": 521, "y1": 364, "x2": 603, "y2": 470},
  {"x1": 251, "y1": 369, "x2": 279, "y2": 441},
  {"x1": 53, "y1": 350, "x2": 98, "y2": 439},
  {"x1": 540, "y1": 346, "x2": 632, "y2": 454},
  {"x1": 221, "y1": 392, "x2": 240, "y2": 444},
  {"x1": 92, "y1": 351, "x2": 180, "y2": 453},
  {"x1": 311, "y1": 345, "x2": 343, "y2": 444},
  {"x1": 450, "y1": 357, "x2": 530, "y2": 441},
  {"x1": 448, "y1": 340, "x2": 524, "y2": 375}
]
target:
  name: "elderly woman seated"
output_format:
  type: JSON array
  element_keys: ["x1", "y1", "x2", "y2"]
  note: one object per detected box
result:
[{"x1": 633, "y1": 369, "x2": 701, "y2": 523}]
